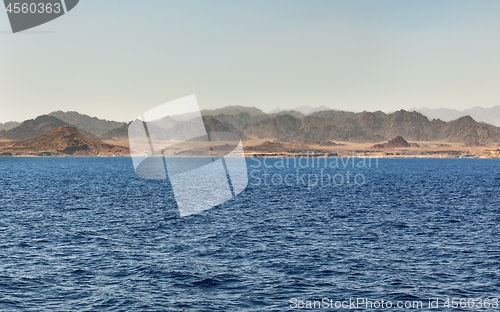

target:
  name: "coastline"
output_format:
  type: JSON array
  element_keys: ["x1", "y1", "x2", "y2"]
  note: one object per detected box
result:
[
  {"x1": 2, "y1": 137, "x2": 500, "y2": 159},
  {"x1": 2, "y1": 154, "x2": 500, "y2": 159}
]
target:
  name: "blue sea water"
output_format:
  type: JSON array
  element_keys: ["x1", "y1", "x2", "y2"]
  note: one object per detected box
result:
[{"x1": 0, "y1": 157, "x2": 499, "y2": 311}]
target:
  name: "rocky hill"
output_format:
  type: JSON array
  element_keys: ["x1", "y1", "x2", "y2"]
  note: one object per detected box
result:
[
  {"x1": 0, "y1": 126, "x2": 129, "y2": 156},
  {"x1": 372, "y1": 136, "x2": 419, "y2": 148}
]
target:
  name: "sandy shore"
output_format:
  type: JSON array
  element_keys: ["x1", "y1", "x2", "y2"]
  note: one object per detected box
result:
[{"x1": 240, "y1": 138, "x2": 500, "y2": 158}]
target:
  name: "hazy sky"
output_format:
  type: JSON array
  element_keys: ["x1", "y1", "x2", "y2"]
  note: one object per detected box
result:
[{"x1": 1, "y1": 0, "x2": 500, "y2": 122}]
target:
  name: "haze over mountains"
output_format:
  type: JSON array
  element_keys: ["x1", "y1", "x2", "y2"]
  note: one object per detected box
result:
[
  {"x1": 0, "y1": 121, "x2": 20, "y2": 131},
  {"x1": 412, "y1": 106, "x2": 500, "y2": 127},
  {"x1": 2, "y1": 105, "x2": 500, "y2": 156},
  {"x1": 268, "y1": 105, "x2": 331, "y2": 116}
]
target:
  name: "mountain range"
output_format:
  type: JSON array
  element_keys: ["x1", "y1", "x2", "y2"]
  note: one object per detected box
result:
[
  {"x1": 2, "y1": 105, "x2": 500, "y2": 156},
  {"x1": 236, "y1": 111, "x2": 500, "y2": 144}
]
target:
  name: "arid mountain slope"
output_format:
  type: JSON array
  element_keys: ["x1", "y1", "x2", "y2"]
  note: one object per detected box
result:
[
  {"x1": 0, "y1": 126, "x2": 129, "y2": 156},
  {"x1": 49, "y1": 111, "x2": 126, "y2": 136},
  {"x1": 0, "y1": 115, "x2": 70, "y2": 141}
]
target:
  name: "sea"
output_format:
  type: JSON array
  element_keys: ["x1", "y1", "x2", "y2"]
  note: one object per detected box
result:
[{"x1": 0, "y1": 157, "x2": 499, "y2": 311}]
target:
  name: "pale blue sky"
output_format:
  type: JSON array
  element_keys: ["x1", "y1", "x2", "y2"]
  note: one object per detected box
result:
[{"x1": 1, "y1": 0, "x2": 500, "y2": 122}]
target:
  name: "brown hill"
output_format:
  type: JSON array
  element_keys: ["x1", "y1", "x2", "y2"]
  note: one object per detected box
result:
[
  {"x1": 444, "y1": 116, "x2": 493, "y2": 144},
  {"x1": 0, "y1": 115, "x2": 69, "y2": 141},
  {"x1": 372, "y1": 136, "x2": 416, "y2": 149},
  {"x1": 386, "y1": 136, "x2": 411, "y2": 147},
  {"x1": 0, "y1": 126, "x2": 129, "y2": 156}
]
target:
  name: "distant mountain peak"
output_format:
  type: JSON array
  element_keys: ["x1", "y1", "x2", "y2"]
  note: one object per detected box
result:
[
  {"x1": 414, "y1": 106, "x2": 500, "y2": 127},
  {"x1": 268, "y1": 107, "x2": 282, "y2": 114},
  {"x1": 456, "y1": 115, "x2": 475, "y2": 122},
  {"x1": 290, "y1": 105, "x2": 331, "y2": 115}
]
